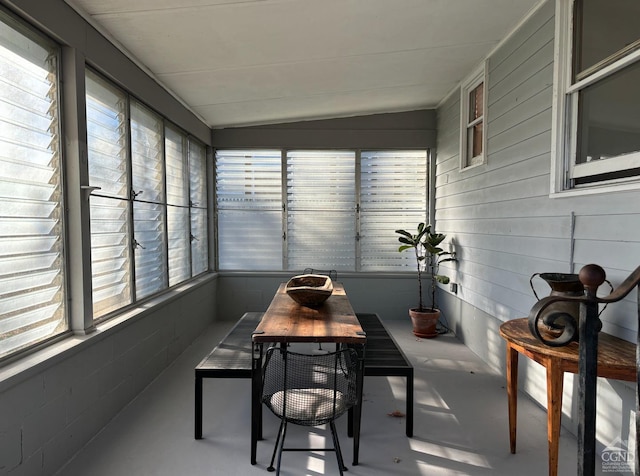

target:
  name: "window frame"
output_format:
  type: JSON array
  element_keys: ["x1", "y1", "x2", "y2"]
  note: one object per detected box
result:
[
  {"x1": 551, "y1": 0, "x2": 640, "y2": 195},
  {"x1": 0, "y1": 9, "x2": 69, "y2": 361},
  {"x1": 459, "y1": 62, "x2": 488, "y2": 170},
  {"x1": 215, "y1": 148, "x2": 430, "y2": 272},
  {"x1": 285, "y1": 149, "x2": 357, "y2": 271},
  {"x1": 86, "y1": 68, "x2": 211, "y2": 322}
]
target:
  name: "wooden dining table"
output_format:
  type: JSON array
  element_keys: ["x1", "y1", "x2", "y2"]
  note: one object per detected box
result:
[{"x1": 250, "y1": 282, "x2": 367, "y2": 466}]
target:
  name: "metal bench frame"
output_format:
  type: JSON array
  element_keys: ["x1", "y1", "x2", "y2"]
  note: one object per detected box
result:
[
  {"x1": 354, "y1": 313, "x2": 414, "y2": 437},
  {"x1": 195, "y1": 312, "x2": 414, "y2": 439},
  {"x1": 194, "y1": 312, "x2": 262, "y2": 439}
]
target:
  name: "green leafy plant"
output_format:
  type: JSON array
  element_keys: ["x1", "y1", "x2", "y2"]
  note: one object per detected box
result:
[{"x1": 395, "y1": 223, "x2": 457, "y2": 312}]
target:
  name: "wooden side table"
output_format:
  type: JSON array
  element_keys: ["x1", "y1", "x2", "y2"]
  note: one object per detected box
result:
[{"x1": 499, "y1": 318, "x2": 635, "y2": 476}]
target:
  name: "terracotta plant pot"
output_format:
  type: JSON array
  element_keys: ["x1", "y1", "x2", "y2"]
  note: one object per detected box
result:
[{"x1": 409, "y1": 308, "x2": 440, "y2": 338}]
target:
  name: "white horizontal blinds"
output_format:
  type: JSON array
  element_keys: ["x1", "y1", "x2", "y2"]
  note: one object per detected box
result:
[
  {"x1": 216, "y1": 150, "x2": 282, "y2": 270},
  {"x1": 86, "y1": 72, "x2": 129, "y2": 198},
  {"x1": 360, "y1": 150, "x2": 428, "y2": 271},
  {"x1": 286, "y1": 150, "x2": 356, "y2": 271},
  {"x1": 0, "y1": 16, "x2": 66, "y2": 358},
  {"x1": 167, "y1": 205, "x2": 189, "y2": 285},
  {"x1": 130, "y1": 101, "x2": 167, "y2": 298},
  {"x1": 165, "y1": 125, "x2": 188, "y2": 207},
  {"x1": 165, "y1": 125, "x2": 190, "y2": 286},
  {"x1": 85, "y1": 71, "x2": 132, "y2": 318},
  {"x1": 189, "y1": 140, "x2": 208, "y2": 275}
]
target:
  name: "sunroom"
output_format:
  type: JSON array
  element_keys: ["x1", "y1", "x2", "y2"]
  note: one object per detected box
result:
[{"x1": 0, "y1": 0, "x2": 639, "y2": 475}]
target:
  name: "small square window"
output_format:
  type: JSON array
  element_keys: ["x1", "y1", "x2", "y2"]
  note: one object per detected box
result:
[{"x1": 460, "y1": 64, "x2": 487, "y2": 169}]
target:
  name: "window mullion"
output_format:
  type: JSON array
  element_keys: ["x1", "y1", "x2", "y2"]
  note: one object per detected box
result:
[
  {"x1": 62, "y1": 47, "x2": 94, "y2": 334},
  {"x1": 281, "y1": 149, "x2": 288, "y2": 270},
  {"x1": 467, "y1": 116, "x2": 483, "y2": 128},
  {"x1": 161, "y1": 123, "x2": 170, "y2": 289},
  {"x1": 126, "y1": 95, "x2": 137, "y2": 302},
  {"x1": 355, "y1": 150, "x2": 362, "y2": 272}
]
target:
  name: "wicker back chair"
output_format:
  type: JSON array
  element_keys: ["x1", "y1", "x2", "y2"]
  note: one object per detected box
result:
[{"x1": 261, "y1": 346, "x2": 358, "y2": 475}]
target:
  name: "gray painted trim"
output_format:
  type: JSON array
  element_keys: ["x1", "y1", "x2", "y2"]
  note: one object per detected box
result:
[{"x1": 213, "y1": 110, "x2": 437, "y2": 149}]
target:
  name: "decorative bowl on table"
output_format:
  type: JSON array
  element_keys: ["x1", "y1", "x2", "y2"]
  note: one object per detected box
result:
[{"x1": 285, "y1": 274, "x2": 334, "y2": 308}]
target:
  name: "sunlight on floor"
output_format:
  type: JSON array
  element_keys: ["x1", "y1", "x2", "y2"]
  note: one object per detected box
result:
[
  {"x1": 424, "y1": 357, "x2": 492, "y2": 374},
  {"x1": 410, "y1": 438, "x2": 491, "y2": 471}
]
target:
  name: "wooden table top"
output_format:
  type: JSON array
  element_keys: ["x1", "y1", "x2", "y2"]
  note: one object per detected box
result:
[
  {"x1": 252, "y1": 282, "x2": 366, "y2": 344},
  {"x1": 499, "y1": 318, "x2": 636, "y2": 381}
]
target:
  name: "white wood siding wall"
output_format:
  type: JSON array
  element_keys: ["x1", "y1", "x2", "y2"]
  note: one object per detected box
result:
[
  {"x1": 436, "y1": 0, "x2": 639, "y2": 341},
  {"x1": 435, "y1": 0, "x2": 639, "y2": 448}
]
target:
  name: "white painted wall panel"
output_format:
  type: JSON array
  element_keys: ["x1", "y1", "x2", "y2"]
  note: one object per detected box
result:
[{"x1": 435, "y1": 0, "x2": 639, "y2": 453}]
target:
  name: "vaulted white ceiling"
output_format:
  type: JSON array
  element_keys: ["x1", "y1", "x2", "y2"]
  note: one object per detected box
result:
[{"x1": 65, "y1": 0, "x2": 542, "y2": 128}]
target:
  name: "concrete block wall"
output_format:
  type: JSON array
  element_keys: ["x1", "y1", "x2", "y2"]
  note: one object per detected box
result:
[{"x1": 0, "y1": 278, "x2": 216, "y2": 476}]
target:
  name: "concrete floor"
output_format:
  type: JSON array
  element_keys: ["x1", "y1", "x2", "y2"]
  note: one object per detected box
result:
[{"x1": 55, "y1": 319, "x2": 602, "y2": 476}]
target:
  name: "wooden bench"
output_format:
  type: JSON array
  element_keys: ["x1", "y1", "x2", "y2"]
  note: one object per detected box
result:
[{"x1": 194, "y1": 311, "x2": 414, "y2": 438}]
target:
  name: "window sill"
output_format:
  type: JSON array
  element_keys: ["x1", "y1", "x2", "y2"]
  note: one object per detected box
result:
[
  {"x1": 551, "y1": 179, "x2": 640, "y2": 198},
  {"x1": 460, "y1": 160, "x2": 485, "y2": 173}
]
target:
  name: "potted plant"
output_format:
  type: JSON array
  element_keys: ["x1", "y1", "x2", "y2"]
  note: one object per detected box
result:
[{"x1": 396, "y1": 223, "x2": 456, "y2": 337}]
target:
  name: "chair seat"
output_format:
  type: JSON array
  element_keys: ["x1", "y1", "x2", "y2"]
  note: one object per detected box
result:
[
  {"x1": 268, "y1": 388, "x2": 348, "y2": 426},
  {"x1": 261, "y1": 347, "x2": 358, "y2": 475}
]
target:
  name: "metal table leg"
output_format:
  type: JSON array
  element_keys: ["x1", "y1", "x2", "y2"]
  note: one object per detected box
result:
[
  {"x1": 251, "y1": 342, "x2": 263, "y2": 465},
  {"x1": 352, "y1": 343, "x2": 365, "y2": 465},
  {"x1": 195, "y1": 373, "x2": 203, "y2": 439}
]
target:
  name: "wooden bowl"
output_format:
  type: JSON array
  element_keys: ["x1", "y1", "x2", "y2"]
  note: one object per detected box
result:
[{"x1": 285, "y1": 274, "x2": 334, "y2": 308}]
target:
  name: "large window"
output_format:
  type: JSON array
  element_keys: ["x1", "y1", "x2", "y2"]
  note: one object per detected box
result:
[
  {"x1": 87, "y1": 70, "x2": 209, "y2": 320},
  {"x1": 0, "y1": 12, "x2": 210, "y2": 363},
  {"x1": 555, "y1": 0, "x2": 640, "y2": 190},
  {"x1": 215, "y1": 149, "x2": 428, "y2": 271},
  {"x1": 0, "y1": 13, "x2": 66, "y2": 359}
]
